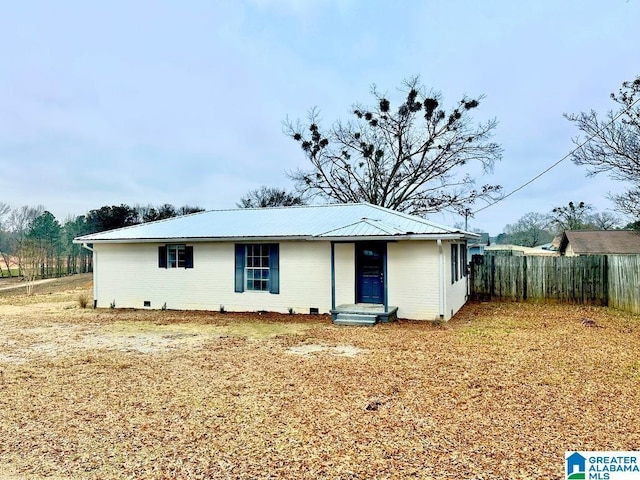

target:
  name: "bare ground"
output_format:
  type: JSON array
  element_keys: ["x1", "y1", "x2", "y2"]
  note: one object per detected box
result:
[{"x1": 0, "y1": 274, "x2": 639, "y2": 479}]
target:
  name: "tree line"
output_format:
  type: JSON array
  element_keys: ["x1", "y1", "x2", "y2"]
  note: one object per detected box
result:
[{"x1": 0, "y1": 203, "x2": 203, "y2": 278}]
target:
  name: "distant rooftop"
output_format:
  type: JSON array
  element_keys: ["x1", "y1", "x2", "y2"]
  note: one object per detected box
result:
[
  {"x1": 74, "y1": 203, "x2": 479, "y2": 243},
  {"x1": 561, "y1": 230, "x2": 640, "y2": 255},
  {"x1": 484, "y1": 244, "x2": 558, "y2": 256}
]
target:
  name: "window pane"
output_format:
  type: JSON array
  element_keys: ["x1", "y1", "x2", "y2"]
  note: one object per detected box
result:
[
  {"x1": 166, "y1": 244, "x2": 187, "y2": 269},
  {"x1": 245, "y1": 244, "x2": 272, "y2": 290}
]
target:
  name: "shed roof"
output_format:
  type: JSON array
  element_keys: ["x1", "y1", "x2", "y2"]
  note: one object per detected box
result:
[
  {"x1": 74, "y1": 203, "x2": 477, "y2": 243},
  {"x1": 560, "y1": 230, "x2": 640, "y2": 255}
]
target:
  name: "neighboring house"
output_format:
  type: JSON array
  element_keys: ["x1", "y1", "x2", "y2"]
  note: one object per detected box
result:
[
  {"x1": 74, "y1": 203, "x2": 478, "y2": 323},
  {"x1": 559, "y1": 230, "x2": 640, "y2": 256},
  {"x1": 468, "y1": 232, "x2": 490, "y2": 256},
  {"x1": 484, "y1": 244, "x2": 559, "y2": 256}
]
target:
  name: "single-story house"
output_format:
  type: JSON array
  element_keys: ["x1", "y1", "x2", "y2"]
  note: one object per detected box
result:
[
  {"x1": 484, "y1": 244, "x2": 559, "y2": 256},
  {"x1": 468, "y1": 232, "x2": 490, "y2": 256},
  {"x1": 559, "y1": 230, "x2": 640, "y2": 256},
  {"x1": 74, "y1": 203, "x2": 478, "y2": 323}
]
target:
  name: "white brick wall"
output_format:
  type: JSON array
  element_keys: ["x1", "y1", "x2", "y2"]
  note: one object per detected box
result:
[
  {"x1": 444, "y1": 241, "x2": 469, "y2": 320},
  {"x1": 387, "y1": 241, "x2": 441, "y2": 320},
  {"x1": 334, "y1": 243, "x2": 355, "y2": 306},
  {"x1": 95, "y1": 241, "x2": 332, "y2": 314},
  {"x1": 93, "y1": 239, "x2": 468, "y2": 320}
]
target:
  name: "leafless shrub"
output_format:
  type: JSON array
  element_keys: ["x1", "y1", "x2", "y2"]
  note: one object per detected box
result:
[{"x1": 77, "y1": 292, "x2": 90, "y2": 309}]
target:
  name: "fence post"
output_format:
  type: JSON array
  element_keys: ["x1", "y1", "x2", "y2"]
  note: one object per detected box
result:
[
  {"x1": 490, "y1": 255, "x2": 496, "y2": 301},
  {"x1": 522, "y1": 255, "x2": 528, "y2": 301},
  {"x1": 603, "y1": 255, "x2": 609, "y2": 307}
]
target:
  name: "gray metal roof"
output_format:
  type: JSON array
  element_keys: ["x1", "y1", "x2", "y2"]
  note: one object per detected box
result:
[{"x1": 74, "y1": 203, "x2": 477, "y2": 243}]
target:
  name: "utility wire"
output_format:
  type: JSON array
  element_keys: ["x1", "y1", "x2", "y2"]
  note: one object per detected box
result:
[{"x1": 472, "y1": 95, "x2": 640, "y2": 216}]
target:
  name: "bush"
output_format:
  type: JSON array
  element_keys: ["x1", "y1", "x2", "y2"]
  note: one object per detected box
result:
[{"x1": 77, "y1": 292, "x2": 90, "y2": 309}]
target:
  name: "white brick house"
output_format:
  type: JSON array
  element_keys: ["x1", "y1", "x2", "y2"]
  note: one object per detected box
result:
[{"x1": 74, "y1": 203, "x2": 477, "y2": 322}]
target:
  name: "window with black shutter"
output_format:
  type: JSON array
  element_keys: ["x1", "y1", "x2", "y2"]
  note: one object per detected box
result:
[
  {"x1": 234, "y1": 243, "x2": 279, "y2": 294},
  {"x1": 158, "y1": 244, "x2": 193, "y2": 269}
]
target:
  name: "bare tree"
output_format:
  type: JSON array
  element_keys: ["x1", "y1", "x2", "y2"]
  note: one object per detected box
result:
[
  {"x1": 0, "y1": 203, "x2": 11, "y2": 276},
  {"x1": 18, "y1": 239, "x2": 45, "y2": 295},
  {"x1": 549, "y1": 201, "x2": 595, "y2": 233},
  {"x1": 501, "y1": 212, "x2": 554, "y2": 247},
  {"x1": 0, "y1": 202, "x2": 9, "y2": 222},
  {"x1": 588, "y1": 211, "x2": 621, "y2": 230},
  {"x1": 176, "y1": 205, "x2": 205, "y2": 216},
  {"x1": 284, "y1": 77, "x2": 502, "y2": 215},
  {"x1": 237, "y1": 186, "x2": 305, "y2": 208},
  {"x1": 565, "y1": 76, "x2": 640, "y2": 219},
  {"x1": 7, "y1": 205, "x2": 44, "y2": 277},
  {"x1": 134, "y1": 203, "x2": 206, "y2": 223}
]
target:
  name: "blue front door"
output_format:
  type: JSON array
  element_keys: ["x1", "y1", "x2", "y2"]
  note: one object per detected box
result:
[{"x1": 356, "y1": 243, "x2": 385, "y2": 304}]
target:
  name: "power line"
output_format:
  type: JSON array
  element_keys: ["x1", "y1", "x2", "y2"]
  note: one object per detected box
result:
[{"x1": 472, "y1": 95, "x2": 640, "y2": 216}]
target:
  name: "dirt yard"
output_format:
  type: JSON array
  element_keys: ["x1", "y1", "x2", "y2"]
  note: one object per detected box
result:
[{"x1": 1, "y1": 275, "x2": 639, "y2": 479}]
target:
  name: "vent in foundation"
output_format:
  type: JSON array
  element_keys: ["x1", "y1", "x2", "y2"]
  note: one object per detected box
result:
[
  {"x1": 144, "y1": 301, "x2": 151, "y2": 307},
  {"x1": 309, "y1": 307, "x2": 319, "y2": 315}
]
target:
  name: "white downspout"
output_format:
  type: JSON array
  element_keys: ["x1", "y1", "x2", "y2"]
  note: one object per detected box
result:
[
  {"x1": 437, "y1": 239, "x2": 445, "y2": 319},
  {"x1": 81, "y1": 243, "x2": 97, "y2": 308}
]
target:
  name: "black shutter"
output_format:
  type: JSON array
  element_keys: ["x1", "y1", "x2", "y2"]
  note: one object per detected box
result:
[
  {"x1": 234, "y1": 244, "x2": 245, "y2": 292},
  {"x1": 185, "y1": 246, "x2": 194, "y2": 269},
  {"x1": 461, "y1": 244, "x2": 468, "y2": 277},
  {"x1": 158, "y1": 245, "x2": 167, "y2": 268},
  {"x1": 269, "y1": 244, "x2": 279, "y2": 294},
  {"x1": 451, "y1": 244, "x2": 457, "y2": 283}
]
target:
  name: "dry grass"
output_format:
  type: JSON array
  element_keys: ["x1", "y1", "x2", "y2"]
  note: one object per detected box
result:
[{"x1": 0, "y1": 276, "x2": 639, "y2": 479}]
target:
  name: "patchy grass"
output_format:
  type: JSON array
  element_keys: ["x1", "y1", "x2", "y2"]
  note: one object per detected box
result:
[{"x1": 0, "y1": 277, "x2": 639, "y2": 479}]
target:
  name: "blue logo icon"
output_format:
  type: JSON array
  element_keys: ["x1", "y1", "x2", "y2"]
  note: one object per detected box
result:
[{"x1": 566, "y1": 452, "x2": 586, "y2": 479}]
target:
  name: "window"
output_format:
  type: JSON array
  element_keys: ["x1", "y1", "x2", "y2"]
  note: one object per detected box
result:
[
  {"x1": 460, "y1": 244, "x2": 468, "y2": 278},
  {"x1": 245, "y1": 244, "x2": 270, "y2": 291},
  {"x1": 451, "y1": 244, "x2": 459, "y2": 283},
  {"x1": 168, "y1": 244, "x2": 186, "y2": 268},
  {"x1": 235, "y1": 244, "x2": 279, "y2": 294},
  {"x1": 158, "y1": 245, "x2": 193, "y2": 269}
]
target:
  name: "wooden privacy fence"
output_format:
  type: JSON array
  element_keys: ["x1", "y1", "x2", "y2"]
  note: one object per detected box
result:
[
  {"x1": 608, "y1": 255, "x2": 640, "y2": 314},
  {"x1": 470, "y1": 254, "x2": 640, "y2": 314}
]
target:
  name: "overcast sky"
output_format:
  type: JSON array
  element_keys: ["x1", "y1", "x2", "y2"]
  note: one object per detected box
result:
[{"x1": 1, "y1": 0, "x2": 639, "y2": 235}]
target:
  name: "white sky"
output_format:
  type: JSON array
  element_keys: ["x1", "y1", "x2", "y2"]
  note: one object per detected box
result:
[{"x1": 1, "y1": 0, "x2": 638, "y2": 235}]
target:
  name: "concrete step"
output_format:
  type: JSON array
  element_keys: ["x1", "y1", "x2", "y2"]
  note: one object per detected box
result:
[{"x1": 333, "y1": 313, "x2": 378, "y2": 326}]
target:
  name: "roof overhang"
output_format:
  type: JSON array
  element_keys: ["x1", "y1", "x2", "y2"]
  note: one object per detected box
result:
[{"x1": 74, "y1": 233, "x2": 477, "y2": 244}]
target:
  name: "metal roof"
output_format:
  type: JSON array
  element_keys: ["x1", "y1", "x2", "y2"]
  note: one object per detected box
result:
[{"x1": 74, "y1": 203, "x2": 477, "y2": 243}]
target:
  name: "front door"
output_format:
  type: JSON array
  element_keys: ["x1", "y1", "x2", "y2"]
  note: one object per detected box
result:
[{"x1": 356, "y1": 243, "x2": 385, "y2": 304}]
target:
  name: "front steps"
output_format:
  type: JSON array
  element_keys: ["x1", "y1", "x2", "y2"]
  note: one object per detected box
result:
[
  {"x1": 333, "y1": 313, "x2": 378, "y2": 326},
  {"x1": 331, "y1": 304, "x2": 398, "y2": 326}
]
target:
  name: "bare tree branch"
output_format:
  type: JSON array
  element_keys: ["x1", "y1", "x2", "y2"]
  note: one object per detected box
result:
[
  {"x1": 237, "y1": 186, "x2": 305, "y2": 208},
  {"x1": 284, "y1": 76, "x2": 502, "y2": 216},
  {"x1": 565, "y1": 76, "x2": 640, "y2": 219}
]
